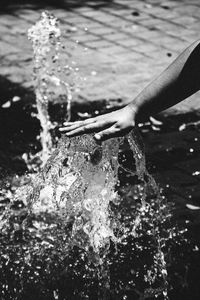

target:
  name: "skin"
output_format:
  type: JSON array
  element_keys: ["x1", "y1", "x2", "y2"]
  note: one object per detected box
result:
[{"x1": 60, "y1": 39, "x2": 200, "y2": 141}]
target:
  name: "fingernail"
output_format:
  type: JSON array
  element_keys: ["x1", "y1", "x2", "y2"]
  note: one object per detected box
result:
[{"x1": 94, "y1": 134, "x2": 101, "y2": 140}]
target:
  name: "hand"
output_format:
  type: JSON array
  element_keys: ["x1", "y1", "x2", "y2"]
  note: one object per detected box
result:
[{"x1": 59, "y1": 105, "x2": 137, "y2": 141}]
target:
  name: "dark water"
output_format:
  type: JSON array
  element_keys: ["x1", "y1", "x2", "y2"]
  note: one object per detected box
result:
[{"x1": 0, "y1": 77, "x2": 200, "y2": 299}]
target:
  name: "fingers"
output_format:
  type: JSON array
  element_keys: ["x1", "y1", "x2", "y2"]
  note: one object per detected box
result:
[
  {"x1": 63, "y1": 117, "x2": 95, "y2": 126},
  {"x1": 60, "y1": 123, "x2": 85, "y2": 133},
  {"x1": 59, "y1": 113, "x2": 116, "y2": 136},
  {"x1": 62, "y1": 121, "x2": 81, "y2": 127},
  {"x1": 59, "y1": 112, "x2": 118, "y2": 138},
  {"x1": 62, "y1": 113, "x2": 107, "y2": 128},
  {"x1": 94, "y1": 125, "x2": 120, "y2": 141},
  {"x1": 94, "y1": 124, "x2": 133, "y2": 141},
  {"x1": 62, "y1": 120, "x2": 108, "y2": 137},
  {"x1": 60, "y1": 118, "x2": 96, "y2": 133}
]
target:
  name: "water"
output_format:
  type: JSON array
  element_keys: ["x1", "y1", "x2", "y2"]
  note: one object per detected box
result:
[
  {"x1": 0, "y1": 129, "x2": 172, "y2": 299},
  {"x1": 28, "y1": 12, "x2": 79, "y2": 165},
  {"x1": 0, "y1": 12, "x2": 174, "y2": 300}
]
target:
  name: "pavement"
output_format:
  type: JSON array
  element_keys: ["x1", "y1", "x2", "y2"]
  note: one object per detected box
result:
[
  {"x1": 0, "y1": 1, "x2": 200, "y2": 222},
  {"x1": 0, "y1": 0, "x2": 200, "y2": 113},
  {"x1": 0, "y1": 2, "x2": 200, "y2": 297}
]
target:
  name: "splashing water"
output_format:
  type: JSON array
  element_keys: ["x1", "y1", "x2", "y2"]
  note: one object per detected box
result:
[
  {"x1": 0, "y1": 129, "x2": 172, "y2": 299},
  {"x1": 0, "y1": 11, "x2": 174, "y2": 300},
  {"x1": 28, "y1": 12, "x2": 79, "y2": 164}
]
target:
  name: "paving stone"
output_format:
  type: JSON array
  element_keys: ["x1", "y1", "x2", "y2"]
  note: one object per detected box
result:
[
  {"x1": 0, "y1": 0, "x2": 200, "y2": 115},
  {"x1": 110, "y1": 9, "x2": 131, "y2": 16},
  {"x1": 187, "y1": 22, "x2": 200, "y2": 31},
  {"x1": 0, "y1": 41, "x2": 21, "y2": 55},
  {"x1": 88, "y1": 27, "x2": 116, "y2": 35},
  {"x1": 1, "y1": 34, "x2": 31, "y2": 51},
  {"x1": 174, "y1": 4, "x2": 199, "y2": 15},
  {"x1": 173, "y1": 15, "x2": 199, "y2": 26},
  {"x1": 116, "y1": 39, "x2": 143, "y2": 49},
  {"x1": 147, "y1": 50, "x2": 177, "y2": 62},
  {"x1": 133, "y1": 42, "x2": 160, "y2": 54},
  {"x1": 6, "y1": 52, "x2": 32, "y2": 63},
  {"x1": 132, "y1": 28, "x2": 163, "y2": 40},
  {"x1": 175, "y1": 159, "x2": 200, "y2": 178},
  {"x1": 77, "y1": 10, "x2": 103, "y2": 17},
  {"x1": 124, "y1": 13, "x2": 150, "y2": 22},
  {"x1": 154, "y1": 20, "x2": 185, "y2": 33},
  {"x1": 16, "y1": 9, "x2": 39, "y2": 23},
  {"x1": 104, "y1": 32, "x2": 129, "y2": 41},
  {"x1": 0, "y1": 14, "x2": 19, "y2": 25},
  {"x1": 84, "y1": 40, "x2": 114, "y2": 49},
  {"x1": 70, "y1": 34, "x2": 99, "y2": 43},
  {"x1": 156, "y1": 11, "x2": 181, "y2": 20},
  {"x1": 97, "y1": 45, "x2": 127, "y2": 55},
  {"x1": 0, "y1": 65, "x2": 22, "y2": 77},
  {"x1": 74, "y1": 22, "x2": 100, "y2": 30},
  {"x1": 137, "y1": 17, "x2": 167, "y2": 28}
]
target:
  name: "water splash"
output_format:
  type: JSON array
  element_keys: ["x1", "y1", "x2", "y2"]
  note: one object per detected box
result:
[
  {"x1": 115, "y1": 131, "x2": 170, "y2": 299},
  {"x1": 0, "y1": 11, "x2": 174, "y2": 300},
  {"x1": 28, "y1": 12, "x2": 79, "y2": 165},
  {"x1": 0, "y1": 129, "x2": 172, "y2": 299},
  {"x1": 19, "y1": 134, "x2": 120, "y2": 262}
]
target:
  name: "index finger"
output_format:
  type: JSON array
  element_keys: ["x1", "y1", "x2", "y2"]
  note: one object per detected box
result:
[{"x1": 63, "y1": 117, "x2": 96, "y2": 126}]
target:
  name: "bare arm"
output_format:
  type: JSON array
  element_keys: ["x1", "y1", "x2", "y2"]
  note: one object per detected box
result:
[
  {"x1": 132, "y1": 39, "x2": 200, "y2": 120},
  {"x1": 60, "y1": 39, "x2": 200, "y2": 141}
]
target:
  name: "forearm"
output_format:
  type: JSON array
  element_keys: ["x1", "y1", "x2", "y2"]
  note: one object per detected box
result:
[{"x1": 129, "y1": 39, "x2": 200, "y2": 121}]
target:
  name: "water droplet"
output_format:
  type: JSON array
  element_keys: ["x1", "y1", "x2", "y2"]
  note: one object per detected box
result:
[
  {"x1": 12, "y1": 96, "x2": 21, "y2": 102},
  {"x1": 1, "y1": 101, "x2": 11, "y2": 108},
  {"x1": 91, "y1": 70, "x2": 97, "y2": 76}
]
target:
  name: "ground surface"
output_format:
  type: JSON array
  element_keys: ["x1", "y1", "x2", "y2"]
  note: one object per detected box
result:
[
  {"x1": 0, "y1": 0, "x2": 200, "y2": 211},
  {"x1": 0, "y1": 1, "x2": 200, "y2": 298},
  {"x1": 0, "y1": 0, "x2": 200, "y2": 112}
]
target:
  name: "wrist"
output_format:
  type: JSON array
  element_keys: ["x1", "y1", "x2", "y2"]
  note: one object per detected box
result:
[{"x1": 126, "y1": 102, "x2": 141, "y2": 124}]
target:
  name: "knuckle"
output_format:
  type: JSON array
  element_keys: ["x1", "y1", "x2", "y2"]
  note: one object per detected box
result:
[
  {"x1": 84, "y1": 124, "x2": 91, "y2": 130},
  {"x1": 81, "y1": 126, "x2": 87, "y2": 131}
]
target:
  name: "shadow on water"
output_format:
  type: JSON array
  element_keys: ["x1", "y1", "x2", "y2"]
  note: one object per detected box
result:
[{"x1": 0, "y1": 0, "x2": 120, "y2": 12}]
